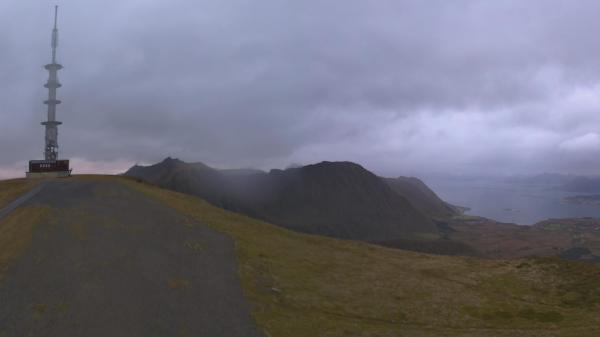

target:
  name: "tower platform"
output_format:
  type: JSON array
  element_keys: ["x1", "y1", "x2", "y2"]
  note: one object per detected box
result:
[{"x1": 26, "y1": 159, "x2": 71, "y2": 179}]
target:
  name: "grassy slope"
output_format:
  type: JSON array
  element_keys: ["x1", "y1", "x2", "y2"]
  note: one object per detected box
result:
[
  {"x1": 1, "y1": 176, "x2": 600, "y2": 336},
  {"x1": 0, "y1": 179, "x2": 50, "y2": 282},
  {"x1": 0, "y1": 206, "x2": 51, "y2": 282},
  {"x1": 0, "y1": 178, "x2": 39, "y2": 209},
  {"x1": 117, "y1": 176, "x2": 600, "y2": 337}
]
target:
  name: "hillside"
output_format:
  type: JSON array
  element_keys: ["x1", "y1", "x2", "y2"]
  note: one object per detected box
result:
[
  {"x1": 124, "y1": 159, "x2": 600, "y2": 260},
  {"x1": 126, "y1": 159, "x2": 440, "y2": 241},
  {"x1": 1, "y1": 177, "x2": 600, "y2": 336},
  {"x1": 125, "y1": 158, "x2": 228, "y2": 201},
  {"x1": 384, "y1": 176, "x2": 459, "y2": 219}
]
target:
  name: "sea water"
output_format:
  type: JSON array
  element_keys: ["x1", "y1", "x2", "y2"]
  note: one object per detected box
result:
[{"x1": 426, "y1": 179, "x2": 600, "y2": 225}]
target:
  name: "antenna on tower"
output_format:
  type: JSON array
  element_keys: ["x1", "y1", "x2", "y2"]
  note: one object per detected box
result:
[
  {"x1": 51, "y1": 5, "x2": 59, "y2": 63},
  {"x1": 27, "y1": 5, "x2": 71, "y2": 178}
]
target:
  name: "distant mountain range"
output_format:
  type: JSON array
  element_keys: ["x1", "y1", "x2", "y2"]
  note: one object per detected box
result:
[
  {"x1": 503, "y1": 173, "x2": 600, "y2": 192},
  {"x1": 560, "y1": 176, "x2": 600, "y2": 193},
  {"x1": 125, "y1": 158, "x2": 460, "y2": 242},
  {"x1": 504, "y1": 173, "x2": 578, "y2": 186}
]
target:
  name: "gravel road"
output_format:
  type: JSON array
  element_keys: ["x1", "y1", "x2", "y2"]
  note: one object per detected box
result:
[{"x1": 0, "y1": 179, "x2": 264, "y2": 337}]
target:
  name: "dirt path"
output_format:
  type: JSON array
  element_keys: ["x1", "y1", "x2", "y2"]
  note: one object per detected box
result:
[{"x1": 0, "y1": 179, "x2": 264, "y2": 337}]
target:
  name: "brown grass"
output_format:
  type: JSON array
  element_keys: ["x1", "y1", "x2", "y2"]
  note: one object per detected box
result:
[
  {"x1": 117, "y1": 176, "x2": 600, "y2": 337},
  {"x1": 0, "y1": 178, "x2": 39, "y2": 209},
  {"x1": 0, "y1": 205, "x2": 52, "y2": 283}
]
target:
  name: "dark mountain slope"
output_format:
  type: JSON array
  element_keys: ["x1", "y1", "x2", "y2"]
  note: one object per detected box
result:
[
  {"x1": 125, "y1": 159, "x2": 438, "y2": 241},
  {"x1": 384, "y1": 176, "x2": 458, "y2": 219},
  {"x1": 127, "y1": 157, "x2": 229, "y2": 204},
  {"x1": 249, "y1": 162, "x2": 438, "y2": 240}
]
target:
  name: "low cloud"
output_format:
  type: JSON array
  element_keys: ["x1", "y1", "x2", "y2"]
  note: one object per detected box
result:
[
  {"x1": 69, "y1": 158, "x2": 136, "y2": 175},
  {"x1": 559, "y1": 133, "x2": 600, "y2": 152},
  {"x1": 2, "y1": 0, "x2": 600, "y2": 178}
]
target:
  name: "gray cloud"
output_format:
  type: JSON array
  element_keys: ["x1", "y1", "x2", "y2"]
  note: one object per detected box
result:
[{"x1": 3, "y1": 0, "x2": 600, "y2": 177}]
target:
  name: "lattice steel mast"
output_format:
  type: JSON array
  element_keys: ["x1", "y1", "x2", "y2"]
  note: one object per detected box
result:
[{"x1": 42, "y1": 5, "x2": 62, "y2": 161}]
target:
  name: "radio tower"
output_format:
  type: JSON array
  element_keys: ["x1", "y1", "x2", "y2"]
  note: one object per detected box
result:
[
  {"x1": 43, "y1": 5, "x2": 62, "y2": 161},
  {"x1": 27, "y1": 5, "x2": 71, "y2": 178}
]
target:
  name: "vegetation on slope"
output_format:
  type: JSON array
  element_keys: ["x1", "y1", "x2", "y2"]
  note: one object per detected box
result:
[
  {"x1": 0, "y1": 179, "x2": 39, "y2": 209},
  {"x1": 0, "y1": 205, "x2": 51, "y2": 282},
  {"x1": 0, "y1": 179, "x2": 50, "y2": 282},
  {"x1": 120, "y1": 176, "x2": 600, "y2": 337}
]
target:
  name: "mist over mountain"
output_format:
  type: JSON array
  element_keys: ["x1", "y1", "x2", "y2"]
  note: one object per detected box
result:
[{"x1": 125, "y1": 158, "x2": 456, "y2": 241}]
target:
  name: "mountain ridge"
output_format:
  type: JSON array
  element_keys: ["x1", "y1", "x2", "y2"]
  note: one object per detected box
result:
[{"x1": 125, "y1": 158, "x2": 452, "y2": 242}]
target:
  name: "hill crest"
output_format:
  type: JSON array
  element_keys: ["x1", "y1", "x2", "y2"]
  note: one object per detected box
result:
[{"x1": 125, "y1": 158, "x2": 444, "y2": 241}]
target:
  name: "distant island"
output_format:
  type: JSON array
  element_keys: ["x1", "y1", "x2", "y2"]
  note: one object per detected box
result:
[{"x1": 564, "y1": 195, "x2": 600, "y2": 206}]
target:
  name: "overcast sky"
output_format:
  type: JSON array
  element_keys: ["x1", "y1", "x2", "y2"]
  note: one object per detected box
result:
[{"x1": 2, "y1": 0, "x2": 600, "y2": 178}]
